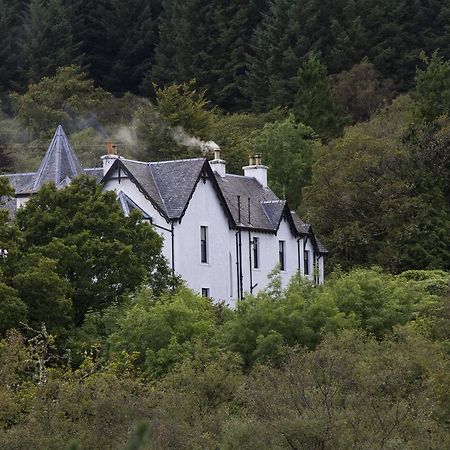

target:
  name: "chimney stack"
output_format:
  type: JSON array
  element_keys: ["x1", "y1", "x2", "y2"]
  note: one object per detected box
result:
[
  {"x1": 101, "y1": 139, "x2": 119, "y2": 175},
  {"x1": 209, "y1": 143, "x2": 226, "y2": 177},
  {"x1": 243, "y1": 154, "x2": 268, "y2": 187}
]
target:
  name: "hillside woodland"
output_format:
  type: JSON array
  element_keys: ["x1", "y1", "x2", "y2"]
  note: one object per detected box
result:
[{"x1": 0, "y1": 0, "x2": 449, "y2": 448}]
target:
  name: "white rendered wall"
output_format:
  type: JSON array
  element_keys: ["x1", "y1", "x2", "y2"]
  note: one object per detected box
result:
[
  {"x1": 102, "y1": 167, "x2": 325, "y2": 306},
  {"x1": 173, "y1": 176, "x2": 234, "y2": 304}
]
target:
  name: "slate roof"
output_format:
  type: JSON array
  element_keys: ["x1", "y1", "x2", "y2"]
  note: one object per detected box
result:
[
  {"x1": 24, "y1": 125, "x2": 84, "y2": 193},
  {"x1": 1, "y1": 126, "x2": 327, "y2": 253},
  {"x1": 116, "y1": 158, "x2": 206, "y2": 220},
  {"x1": 0, "y1": 126, "x2": 104, "y2": 219}
]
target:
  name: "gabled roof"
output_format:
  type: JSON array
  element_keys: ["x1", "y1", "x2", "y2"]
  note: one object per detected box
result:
[
  {"x1": 104, "y1": 157, "x2": 315, "y2": 237},
  {"x1": 117, "y1": 191, "x2": 152, "y2": 220},
  {"x1": 24, "y1": 125, "x2": 83, "y2": 193},
  {"x1": 104, "y1": 157, "x2": 211, "y2": 221},
  {"x1": 216, "y1": 174, "x2": 279, "y2": 231}
]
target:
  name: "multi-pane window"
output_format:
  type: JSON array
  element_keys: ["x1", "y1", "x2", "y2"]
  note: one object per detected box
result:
[
  {"x1": 201, "y1": 288, "x2": 210, "y2": 298},
  {"x1": 200, "y1": 226, "x2": 208, "y2": 263},
  {"x1": 304, "y1": 249, "x2": 309, "y2": 275},
  {"x1": 253, "y1": 237, "x2": 260, "y2": 269},
  {"x1": 279, "y1": 240, "x2": 286, "y2": 271}
]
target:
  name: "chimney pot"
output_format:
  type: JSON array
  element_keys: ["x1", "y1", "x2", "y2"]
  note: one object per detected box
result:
[
  {"x1": 255, "y1": 154, "x2": 262, "y2": 165},
  {"x1": 249, "y1": 156, "x2": 255, "y2": 166},
  {"x1": 214, "y1": 148, "x2": 221, "y2": 160}
]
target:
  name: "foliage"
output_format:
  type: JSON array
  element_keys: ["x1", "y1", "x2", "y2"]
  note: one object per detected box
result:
[
  {"x1": 246, "y1": 116, "x2": 321, "y2": 209},
  {"x1": 222, "y1": 274, "x2": 354, "y2": 367},
  {"x1": 331, "y1": 59, "x2": 395, "y2": 124},
  {"x1": 319, "y1": 268, "x2": 438, "y2": 338},
  {"x1": 107, "y1": 287, "x2": 218, "y2": 377},
  {"x1": 134, "y1": 82, "x2": 217, "y2": 161},
  {"x1": 10, "y1": 65, "x2": 110, "y2": 138},
  {"x1": 293, "y1": 54, "x2": 341, "y2": 141},
  {"x1": 15, "y1": 176, "x2": 170, "y2": 324},
  {"x1": 18, "y1": 0, "x2": 83, "y2": 86},
  {"x1": 414, "y1": 51, "x2": 450, "y2": 121},
  {"x1": 302, "y1": 95, "x2": 450, "y2": 272}
]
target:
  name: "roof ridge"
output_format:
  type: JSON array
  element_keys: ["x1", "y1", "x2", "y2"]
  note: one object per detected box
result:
[{"x1": 149, "y1": 157, "x2": 206, "y2": 165}]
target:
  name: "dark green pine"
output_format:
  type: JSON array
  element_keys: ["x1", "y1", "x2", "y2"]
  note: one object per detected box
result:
[{"x1": 19, "y1": 0, "x2": 83, "y2": 84}]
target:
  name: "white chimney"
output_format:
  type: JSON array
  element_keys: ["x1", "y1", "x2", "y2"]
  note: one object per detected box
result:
[
  {"x1": 243, "y1": 154, "x2": 268, "y2": 187},
  {"x1": 101, "y1": 140, "x2": 119, "y2": 175},
  {"x1": 209, "y1": 143, "x2": 226, "y2": 177}
]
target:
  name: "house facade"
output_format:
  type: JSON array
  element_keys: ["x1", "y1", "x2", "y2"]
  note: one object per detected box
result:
[{"x1": 2, "y1": 126, "x2": 327, "y2": 306}]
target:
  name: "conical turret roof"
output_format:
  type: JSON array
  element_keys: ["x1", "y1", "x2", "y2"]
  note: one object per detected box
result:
[{"x1": 32, "y1": 125, "x2": 83, "y2": 191}]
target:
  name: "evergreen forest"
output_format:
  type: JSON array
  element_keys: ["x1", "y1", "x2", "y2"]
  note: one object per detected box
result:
[{"x1": 0, "y1": 0, "x2": 449, "y2": 448}]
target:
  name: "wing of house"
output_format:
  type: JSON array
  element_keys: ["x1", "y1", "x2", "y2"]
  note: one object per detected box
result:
[{"x1": 2, "y1": 126, "x2": 327, "y2": 305}]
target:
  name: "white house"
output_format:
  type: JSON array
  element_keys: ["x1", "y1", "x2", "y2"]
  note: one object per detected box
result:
[{"x1": 2, "y1": 126, "x2": 327, "y2": 306}]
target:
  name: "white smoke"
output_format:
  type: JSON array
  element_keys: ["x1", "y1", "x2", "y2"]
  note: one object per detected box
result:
[{"x1": 170, "y1": 126, "x2": 219, "y2": 155}]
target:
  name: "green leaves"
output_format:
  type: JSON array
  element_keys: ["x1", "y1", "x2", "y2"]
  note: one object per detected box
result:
[
  {"x1": 15, "y1": 175, "x2": 169, "y2": 325},
  {"x1": 246, "y1": 115, "x2": 321, "y2": 209}
]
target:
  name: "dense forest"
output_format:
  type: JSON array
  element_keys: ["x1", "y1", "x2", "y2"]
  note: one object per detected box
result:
[{"x1": 0, "y1": 0, "x2": 449, "y2": 448}]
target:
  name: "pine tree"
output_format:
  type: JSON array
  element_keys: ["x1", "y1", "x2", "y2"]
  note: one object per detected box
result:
[
  {"x1": 153, "y1": 0, "x2": 267, "y2": 111},
  {"x1": 293, "y1": 54, "x2": 340, "y2": 140},
  {"x1": 243, "y1": 0, "x2": 301, "y2": 111},
  {"x1": 0, "y1": 0, "x2": 23, "y2": 102},
  {"x1": 19, "y1": 0, "x2": 83, "y2": 84},
  {"x1": 75, "y1": 0, "x2": 160, "y2": 95}
]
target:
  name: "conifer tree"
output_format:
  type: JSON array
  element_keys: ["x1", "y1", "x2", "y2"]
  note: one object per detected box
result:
[
  {"x1": 19, "y1": 0, "x2": 83, "y2": 84},
  {"x1": 78, "y1": 0, "x2": 159, "y2": 95},
  {"x1": 293, "y1": 55, "x2": 340, "y2": 140},
  {"x1": 0, "y1": 0, "x2": 23, "y2": 101}
]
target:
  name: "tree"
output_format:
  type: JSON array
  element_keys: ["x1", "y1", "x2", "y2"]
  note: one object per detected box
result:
[
  {"x1": 107, "y1": 287, "x2": 217, "y2": 377},
  {"x1": 246, "y1": 116, "x2": 321, "y2": 209},
  {"x1": 222, "y1": 274, "x2": 354, "y2": 367},
  {"x1": 226, "y1": 330, "x2": 450, "y2": 449},
  {"x1": 15, "y1": 176, "x2": 171, "y2": 324},
  {"x1": 10, "y1": 65, "x2": 110, "y2": 138},
  {"x1": 152, "y1": 0, "x2": 267, "y2": 111},
  {"x1": 243, "y1": 0, "x2": 302, "y2": 111},
  {"x1": 302, "y1": 95, "x2": 450, "y2": 272},
  {"x1": 134, "y1": 82, "x2": 218, "y2": 161},
  {"x1": 293, "y1": 54, "x2": 341, "y2": 140},
  {"x1": 81, "y1": 0, "x2": 159, "y2": 95},
  {"x1": 12, "y1": 254, "x2": 73, "y2": 336},
  {"x1": 19, "y1": 0, "x2": 83, "y2": 85},
  {"x1": 0, "y1": 0, "x2": 23, "y2": 102},
  {"x1": 414, "y1": 52, "x2": 450, "y2": 122},
  {"x1": 331, "y1": 59, "x2": 395, "y2": 124}
]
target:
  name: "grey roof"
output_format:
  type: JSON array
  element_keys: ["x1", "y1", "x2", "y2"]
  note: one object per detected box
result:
[
  {"x1": 315, "y1": 236, "x2": 328, "y2": 254},
  {"x1": 0, "y1": 126, "x2": 104, "y2": 219},
  {"x1": 119, "y1": 158, "x2": 206, "y2": 220},
  {"x1": 216, "y1": 174, "x2": 282, "y2": 231},
  {"x1": 2, "y1": 126, "x2": 327, "y2": 250},
  {"x1": 291, "y1": 211, "x2": 311, "y2": 235},
  {"x1": 21, "y1": 125, "x2": 84, "y2": 193}
]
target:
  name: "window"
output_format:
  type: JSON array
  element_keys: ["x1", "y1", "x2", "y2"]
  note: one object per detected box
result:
[
  {"x1": 253, "y1": 237, "x2": 259, "y2": 269},
  {"x1": 279, "y1": 240, "x2": 286, "y2": 271},
  {"x1": 304, "y1": 250, "x2": 309, "y2": 275},
  {"x1": 201, "y1": 288, "x2": 210, "y2": 298},
  {"x1": 200, "y1": 226, "x2": 208, "y2": 263}
]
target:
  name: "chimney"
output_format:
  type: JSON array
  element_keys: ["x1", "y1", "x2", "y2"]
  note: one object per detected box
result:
[
  {"x1": 209, "y1": 143, "x2": 226, "y2": 177},
  {"x1": 101, "y1": 139, "x2": 119, "y2": 175},
  {"x1": 243, "y1": 154, "x2": 268, "y2": 187}
]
